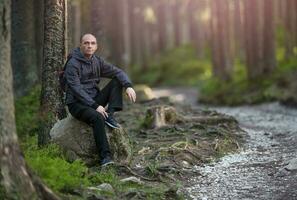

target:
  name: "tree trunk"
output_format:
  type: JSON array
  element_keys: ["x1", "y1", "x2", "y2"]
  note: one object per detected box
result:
[
  {"x1": 129, "y1": 0, "x2": 143, "y2": 67},
  {"x1": 121, "y1": 0, "x2": 132, "y2": 68},
  {"x1": 284, "y1": 0, "x2": 297, "y2": 58},
  {"x1": 39, "y1": 0, "x2": 67, "y2": 145},
  {"x1": 0, "y1": 1, "x2": 59, "y2": 199},
  {"x1": 11, "y1": 0, "x2": 38, "y2": 97},
  {"x1": 172, "y1": 0, "x2": 181, "y2": 47},
  {"x1": 34, "y1": 0, "x2": 44, "y2": 82},
  {"x1": 68, "y1": 0, "x2": 81, "y2": 50},
  {"x1": 156, "y1": 0, "x2": 166, "y2": 52},
  {"x1": 179, "y1": 0, "x2": 190, "y2": 45},
  {"x1": 243, "y1": 0, "x2": 263, "y2": 79},
  {"x1": 210, "y1": 0, "x2": 232, "y2": 81},
  {"x1": 262, "y1": 0, "x2": 276, "y2": 73},
  {"x1": 233, "y1": 0, "x2": 244, "y2": 58},
  {"x1": 187, "y1": 0, "x2": 200, "y2": 55}
]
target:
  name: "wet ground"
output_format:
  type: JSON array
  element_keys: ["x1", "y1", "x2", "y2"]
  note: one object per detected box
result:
[{"x1": 153, "y1": 87, "x2": 297, "y2": 200}]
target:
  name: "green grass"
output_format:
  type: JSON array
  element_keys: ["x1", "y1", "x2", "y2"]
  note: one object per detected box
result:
[
  {"x1": 15, "y1": 87, "x2": 180, "y2": 199},
  {"x1": 22, "y1": 136, "x2": 90, "y2": 193}
]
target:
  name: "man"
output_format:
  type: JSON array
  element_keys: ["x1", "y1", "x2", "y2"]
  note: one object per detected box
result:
[{"x1": 65, "y1": 33, "x2": 136, "y2": 166}]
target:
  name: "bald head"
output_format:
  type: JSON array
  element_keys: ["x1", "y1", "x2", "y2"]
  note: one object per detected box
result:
[
  {"x1": 80, "y1": 33, "x2": 97, "y2": 43},
  {"x1": 80, "y1": 33, "x2": 98, "y2": 59}
]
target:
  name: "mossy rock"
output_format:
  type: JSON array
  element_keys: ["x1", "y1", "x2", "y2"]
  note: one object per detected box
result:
[
  {"x1": 133, "y1": 84, "x2": 155, "y2": 102},
  {"x1": 50, "y1": 115, "x2": 132, "y2": 166}
]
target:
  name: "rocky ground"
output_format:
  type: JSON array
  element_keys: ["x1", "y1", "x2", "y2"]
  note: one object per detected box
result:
[{"x1": 152, "y1": 87, "x2": 297, "y2": 200}]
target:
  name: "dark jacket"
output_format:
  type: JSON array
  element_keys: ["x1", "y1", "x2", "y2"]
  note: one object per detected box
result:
[{"x1": 65, "y1": 48, "x2": 132, "y2": 109}]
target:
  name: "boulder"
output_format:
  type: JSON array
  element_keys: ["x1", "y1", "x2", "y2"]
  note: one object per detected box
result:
[
  {"x1": 133, "y1": 84, "x2": 155, "y2": 102},
  {"x1": 50, "y1": 115, "x2": 132, "y2": 166}
]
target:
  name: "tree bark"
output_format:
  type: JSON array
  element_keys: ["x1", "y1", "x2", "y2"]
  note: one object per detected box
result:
[
  {"x1": 0, "y1": 1, "x2": 59, "y2": 199},
  {"x1": 11, "y1": 0, "x2": 38, "y2": 97},
  {"x1": 122, "y1": 0, "x2": 132, "y2": 68},
  {"x1": 68, "y1": 0, "x2": 81, "y2": 50},
  {"x1": 187, "y1": 0, "x2": 200, "y2": 55},
  {"x1": 156, "y1": 0, "x2": 166, "y2": 52},
  {"x1": 243, "y1": 0, "x2": 263, "y2": 79},
  {"x1": 262, "y1": 0, "x2": 276, "y2": 73},
  {"x1": 210, "y1": 0, "x2": 232, "y2": 81},
  {"x1": 33, "y1": 0, "x2": 44, "y2": 82},
  {"x1": 172, "y1": 0, "x2": 181, "y2": 47},
  {"x1": 284, "y1": 0, "x2": 297, "y2": 58},
  {"x1": 39, "y1": 0, "x2": 67, "y2": 145}
]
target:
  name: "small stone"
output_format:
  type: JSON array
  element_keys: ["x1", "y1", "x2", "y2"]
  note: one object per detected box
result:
[
  {"x1": 96, "y1": 183, "x2": 114, "y2": 193},
  {"x1": 181, "y1": 160, "x2": 190, "y2": 168},
  {"x1": 285, "y1": 158, "x2": 297, "y2": 171},
  {"x1": 120, "y1": 176, "x2": 144, "y2": 185}
]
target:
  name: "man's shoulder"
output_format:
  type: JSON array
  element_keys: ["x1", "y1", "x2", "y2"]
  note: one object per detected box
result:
[{"x1": 67, "y1": 57, "x2": 81, "y2": 67}]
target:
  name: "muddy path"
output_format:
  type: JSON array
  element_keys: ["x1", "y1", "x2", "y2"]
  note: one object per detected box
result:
[{"x1": 152, "y1": 87, "x2": 297, "y2": 200}]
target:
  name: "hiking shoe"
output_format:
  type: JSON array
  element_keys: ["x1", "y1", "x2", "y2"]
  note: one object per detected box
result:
[
  {"x1": 100, "y1": 157, "x2": 114, "y2": 167},
  {"x1": 105, "y1": 114, "x2": 120, "y2": 129}
]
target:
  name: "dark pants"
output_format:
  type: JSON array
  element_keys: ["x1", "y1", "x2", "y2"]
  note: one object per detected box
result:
[{"x1": 68, "y1": 78, "x2": 123, "y2": 160}]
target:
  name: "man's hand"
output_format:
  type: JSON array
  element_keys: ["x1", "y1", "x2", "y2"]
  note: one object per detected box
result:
[
  {"x1": 126, "y1": 87, "x2": 136, "y2": 103},
  {"x1": 96, "y1": 105, "x2": 108, "y2": 119}
]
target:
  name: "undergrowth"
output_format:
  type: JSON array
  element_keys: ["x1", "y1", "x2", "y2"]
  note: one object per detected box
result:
[{"x1": 15, "y1": 86, "x2": 176, "y2": 199}]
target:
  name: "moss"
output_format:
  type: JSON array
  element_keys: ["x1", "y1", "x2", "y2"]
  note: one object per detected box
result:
[
  {"x1": 15, "y1": 86, "x2": 41, "y2": 138},
  {"x1": 22, "y1": 136, "x2": 90, "y2": 193}
]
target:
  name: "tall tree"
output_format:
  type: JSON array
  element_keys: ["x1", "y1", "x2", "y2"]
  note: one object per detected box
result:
[
  {"x1": 0, "y1": 1, "x2": 59, "y2": 199},
  {"x1": 156, "y1": 0, "x2": 166, "y2": 52},
  {"x1": 262, "y1": 0, "x2": 276, "y2": 73},
  {"x1": 284, "y1": 0, "x2": 297, "y2": 58},
  {"x1": 210, "y1": 0, "x2": 232, "y2": 81},
  {"x1": 129, "y1": 0, "x2": 144, "y2": 66},
  {"x1": 11, "y1": 0, "x2": 38, "y2": 97},
  {"x1": 68, "y1": 0, "x2": 81, "y2": 50},
  {"x1": 33, "y1": 0, "x2": 44, "y2": 80},
  {"x1": 172, "y1": 0, "x2": 181, "y2": 47},
  {"x1": 104, "y1": 0, "x2": 125, "y2": 66},
  {"x1": 122, "y1": 0, "x2": 132, "y2": 67},
  {"x1": 39, "y1": 0, "x2": 67, "y2": 145},
  {"x1": 243, "y1": 0, "x2": 263, "y2": 79},
  {"x1": 232, "y1": 0, "x2": 244, "y2": 58}
]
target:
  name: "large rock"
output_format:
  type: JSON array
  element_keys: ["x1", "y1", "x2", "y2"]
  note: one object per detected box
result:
[
  {"x1": 133, "y1": 84, "x2": 155, "y2": 102},
  {"x1": 50, "y1": 115, "x2": 132, "y2": 166}
]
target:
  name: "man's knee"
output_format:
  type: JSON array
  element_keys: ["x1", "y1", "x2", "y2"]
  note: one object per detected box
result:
[
  {"x1": 90, "y1": 112, "x2": 105, "y2": 123},
  {"x1": 110, "y1": 78, "x2": 122, "y2": 87}
]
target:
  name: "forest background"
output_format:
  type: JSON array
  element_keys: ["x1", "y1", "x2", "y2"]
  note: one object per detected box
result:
[{"x1": 1, "y1": 0, "x2": 297, "y2": 199}]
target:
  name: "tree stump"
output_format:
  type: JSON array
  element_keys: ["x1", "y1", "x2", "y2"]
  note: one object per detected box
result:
[
  {"x1": 50, "y1": 116, "x2": 132, "y2": 166},
  {"x1": 143, "y1": 106, "x2": 182, "y2": 129}
]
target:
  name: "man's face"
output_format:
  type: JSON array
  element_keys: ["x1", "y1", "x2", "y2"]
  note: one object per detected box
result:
[{"x1": 80, "y1": 34, "x2": 98, "y2": 58}]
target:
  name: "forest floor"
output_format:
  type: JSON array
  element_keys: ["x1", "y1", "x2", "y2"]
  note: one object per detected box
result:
[
  {"x1": 110, "y1": 89, "x2": 244, "y2": 199},
  {"x1": 152, "y1": 87, "x2": 297, "y2": 200}
]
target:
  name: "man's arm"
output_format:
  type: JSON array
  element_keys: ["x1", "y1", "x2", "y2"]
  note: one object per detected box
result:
[
  {"x1": 99, "y1": 57, "x2": 133, "y2": 89},
  {"x1": 99, "y1": 58, "x2": 136, "y2": 102},
  {"x1": 65, "y1": 61, "x2": 99, "y2": 109}
]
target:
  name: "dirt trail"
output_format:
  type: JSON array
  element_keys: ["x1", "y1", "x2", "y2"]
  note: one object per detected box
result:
[{"x1": 152, "y1": 87, "x2": 297, "y2": 200}]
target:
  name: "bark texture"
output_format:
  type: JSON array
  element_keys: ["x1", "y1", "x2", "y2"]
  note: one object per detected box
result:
[
  {"x1": 210, "y1": 0, "x2": 232, "y2": 81},
  {"x1": 39, "y1": 0, "x2": 67, "y2": 145},
  {"x1": 0, "y1": 1, "x2": 59, "y2": 199},
  {"x1": 11, "y1": 0, "x2": 38, "y2": 97},
  {"x1": 243, "y1": 0, "x2": 263, "y2": 79},
  {"x1": 262, "y1": 0, "x2": 276, "y2": 73}
]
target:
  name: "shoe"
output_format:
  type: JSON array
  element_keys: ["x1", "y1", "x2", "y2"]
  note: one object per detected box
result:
[
  {"x1": 100, "y1": 156, "x2": 114, "y2": 167},
  {"x1": 105, "y1": 114, "x2": 120, "y2": 129}
]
